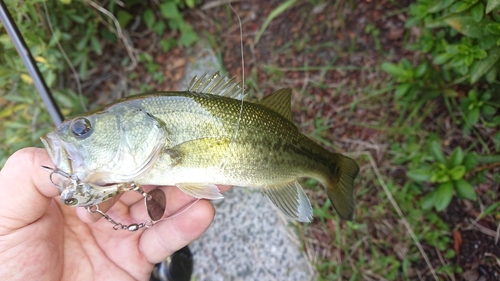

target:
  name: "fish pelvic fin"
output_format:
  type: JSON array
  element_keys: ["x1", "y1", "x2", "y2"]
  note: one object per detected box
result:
[
  {"x1": 262, "y1": 180, "x2": 313, "y2": 222},
  {"x1": 327, "y1": 154, "x2": 359, "y2": 221}
]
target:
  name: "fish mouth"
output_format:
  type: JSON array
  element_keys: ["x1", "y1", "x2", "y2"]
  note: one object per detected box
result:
[{"x1": 40, "y1": 132, "x2": 81, "y2": 177}]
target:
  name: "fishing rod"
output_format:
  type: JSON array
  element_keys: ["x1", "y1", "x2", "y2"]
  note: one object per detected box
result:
[{"x1": 0, "y1": 0, "x2": 63, "y2": 126}]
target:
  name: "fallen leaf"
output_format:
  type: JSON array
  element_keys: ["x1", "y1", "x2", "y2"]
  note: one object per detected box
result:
[{"x1": 453, "y1": 228, "x2": 463, "y2": 258}]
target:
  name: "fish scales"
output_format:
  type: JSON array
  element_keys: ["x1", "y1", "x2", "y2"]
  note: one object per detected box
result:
[
  {"x1": 41, "y1": 73, "x2": 360, "y2": 222},
  {"x1": 134, "y1": 93, "x2": 329, "y2": 186}
]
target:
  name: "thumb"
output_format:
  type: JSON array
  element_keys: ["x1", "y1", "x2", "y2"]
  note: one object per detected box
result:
[{"x1": 0, "y1": 148, "x2": 61, "y2": 231}]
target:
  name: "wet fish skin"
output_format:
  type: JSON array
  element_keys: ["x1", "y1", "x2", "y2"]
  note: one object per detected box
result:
[{"x1": 41, "y1": 73, "x2": 359, "y2": 221}]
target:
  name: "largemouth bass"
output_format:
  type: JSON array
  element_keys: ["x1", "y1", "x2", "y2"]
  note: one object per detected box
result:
[{"x1": 41, "y1": 72, "x2": 359, "y2": 222}]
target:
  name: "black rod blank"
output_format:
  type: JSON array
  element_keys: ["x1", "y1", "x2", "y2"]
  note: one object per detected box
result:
[{"x1": 0, "y1": 0, "x2": 63, "y2": 126}]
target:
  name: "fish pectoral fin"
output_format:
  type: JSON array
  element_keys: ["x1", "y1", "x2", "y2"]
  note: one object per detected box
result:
[
  {"x1": 262, "y1": 181, "x2": 313, "y2": 222},
  {"x1": 176, "y1": 183, "x2": 224, "y2": 200},
  {"x1": 166, "y1": 137, "x2": 231, "y2": 165}
]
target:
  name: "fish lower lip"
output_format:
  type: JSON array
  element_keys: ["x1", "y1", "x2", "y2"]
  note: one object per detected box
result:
[{"x1": 41, "y1": 133, "x2": 74, "y2": 174}]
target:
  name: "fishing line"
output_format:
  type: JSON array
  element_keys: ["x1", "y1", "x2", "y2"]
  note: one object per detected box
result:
[
  {"x1": 228, "y1": 1, "x2": 245, "y2": 145},
  {"x1": 218, "y1": 1, "x2": 245, "y2": 172},
  {"x1": 154, "y1": 198, "x2": 201, "y2": 222}
]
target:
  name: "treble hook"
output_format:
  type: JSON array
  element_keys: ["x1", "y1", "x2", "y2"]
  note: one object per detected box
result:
[{"x1": 41, "y1": 165, "x2": 79, "y2": 193}]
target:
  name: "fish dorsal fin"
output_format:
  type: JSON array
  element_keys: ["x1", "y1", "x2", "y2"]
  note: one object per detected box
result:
[
  {"x1": 187, "y1": 71, "x2": 248, "y2": 100},
  {"x1": 262, "y1": 180, "x2": 313, "y2": 222},
  {"x1": 257, "y1": 88, "x2": 293, "y2": 122}
]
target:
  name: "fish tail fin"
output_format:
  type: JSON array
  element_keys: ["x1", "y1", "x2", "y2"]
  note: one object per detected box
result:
[{"x1": 326, "y1": 153, "x2": 359, "y2": 220}]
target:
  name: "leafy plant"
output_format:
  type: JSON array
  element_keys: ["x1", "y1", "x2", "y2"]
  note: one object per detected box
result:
[
  {"x1": 459, "y1": 89, "x2": 499, "y2": 133},
  {"x1": 408, "y1": 141, "x2": 478, "y2": 210},
  {"x1": 403, "y1": 0, "x2": 500, "y2": 84},
  {"x1": 142, "y1": 0, "x2": 201, "y2": 51},
  {"x1": 381, "y1": 59, "x2": 441, "y2": 101}
]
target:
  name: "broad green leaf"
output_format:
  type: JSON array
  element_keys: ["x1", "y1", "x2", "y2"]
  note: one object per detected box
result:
[
  {"x1": 486, "y1": 0, "x2": 500, "y2": 13},
  {"x1": 45, "y1": 71, "x2": 56, "y2": 87},
  {"x1": 479, "y1": 35, "x2": 499, "y2": 50},
  {"x1": 428, "y1": 0, "x2": 455, "y2": 13},
  {"x1": 467, "y1": 107, "x2": 480, "y2": 123},
  {"x1": 430, "y1": 141, "x2": 446, "y2": 163},
  {"x1": 415, "y1": 63, "x2": 428, "y2": 77},
  {"x1": 90, "y1": 36, "x2": 102, "y2": 55},
  {"x1": 117, "y1": 10, "x2": 133, "y2": 28},
  {"x1": 471, "y1": 3, "x2": 485, "y2": 22},
  {"x1": 455, "y1": 179, "x2": 477, "y2": 200},
  {"x1": 443, "y1": 89, "x2": 459, "y2": 97},
  {"x1": 160, "y1": 38, "x2": 176, "y2": 52},
  {"x1": 481, "y1": 91, "x2": 491, "y2": 101},
  {"x1": 179, "y1": 29, "x2": 198, "y2": 47},
  {"x1": 473, "y1": 49, "x2": 487, "y2": 59},
  {"x1": 456, "y1": 64, "x2": 469, "y2": 75},
  {"x1": 486, "y1": 23, "x2": 500, "y2": 35},
  {"x1": 433, "y1": 52, "x2": 453, "y2": 65},
  {"x1": 142, "y1": 9, "x2": 155, "y2": 29},
  {"x1": 401, "y1": 59, "x2": 412, "y2": 69},
  {"x1": 444, "y1": 17, "x2": 486, "y2": 38},
  {"x1": 463, "y1": 153, "x2": 478, "y2": 170},
  {"x1": 422, "y1": 191, "x2": 436, "y2": 210},
  {"x1": 468, "y1": 89, "x2": 478, "y2": 100},
  {"x1": 395, "y1": 83, "x2": 411, "y2": 98},
  {"x1": 431, "y1": 169, "x2": 450, "y2": 183},
  {"x1": 48, "y1": 29, "x2": 61, "y2": 48},
  {"x1": 465, "y1": 54, "x2": 475, "y2": 66},
  {"x1": 381, "y1": 62, "x2": 401, "y2": 76},
  {"x1": 448, "y1": 165, "x2": 466, "y2": 180},
  {"x1": 435, "y1": 182, "x2": 454, "y2": 211},
  {"x1": 407, "y1": 169, "x2": 432, "y2": 182},
  {"x1": 449, "y1": 148, "x2": 464, "y2": 167},
  {"x1": 68, "y1": 14, "x2": 85, "y2": 24},
  {"x1": 153, "y1": 21, "x2": 166, "y2": 35},
  {"x1": 160, "y1": 2, "x2": 181, "y2": 19},
  {"x1": 449, "y1": 0, "x2": 479, "y2": 14},
  {"x1": 482, "y1": 105, "x2": 497, "y2": 116},
  {"x1": 186, "y1": 0, "x2": 196, "y2": 8},
  {"x1": 486, "y1": 64, "x2": 498, "y2": 82}
]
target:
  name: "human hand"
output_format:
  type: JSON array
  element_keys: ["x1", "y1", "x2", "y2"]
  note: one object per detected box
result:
[{"x1": 0, "y1": 148, "x2": 229, "y2": 280}]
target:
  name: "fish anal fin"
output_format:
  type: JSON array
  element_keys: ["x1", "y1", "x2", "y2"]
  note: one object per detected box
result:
[
  {"x1": 257, "y1": 88, "x2": 294, "y2": 122},
  {"x1": 262, "y1": 180, "x2": 312, "y2": 222},
  {"x1": 176, "y1": 183, "x2": 223, "y2": 200}
]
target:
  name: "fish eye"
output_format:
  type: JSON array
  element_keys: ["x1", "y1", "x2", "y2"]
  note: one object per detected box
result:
[
  {"x1": 70, "y1": 117, "x2": 93, "y2": 139},
  {"x1": 63, "y1": 198, "x2": 78, "y2": 206}
]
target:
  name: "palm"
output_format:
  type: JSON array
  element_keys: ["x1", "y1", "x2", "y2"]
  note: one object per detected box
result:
[{"x1": 16, "y1": 200, "x2": 153, "y2": 280}]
